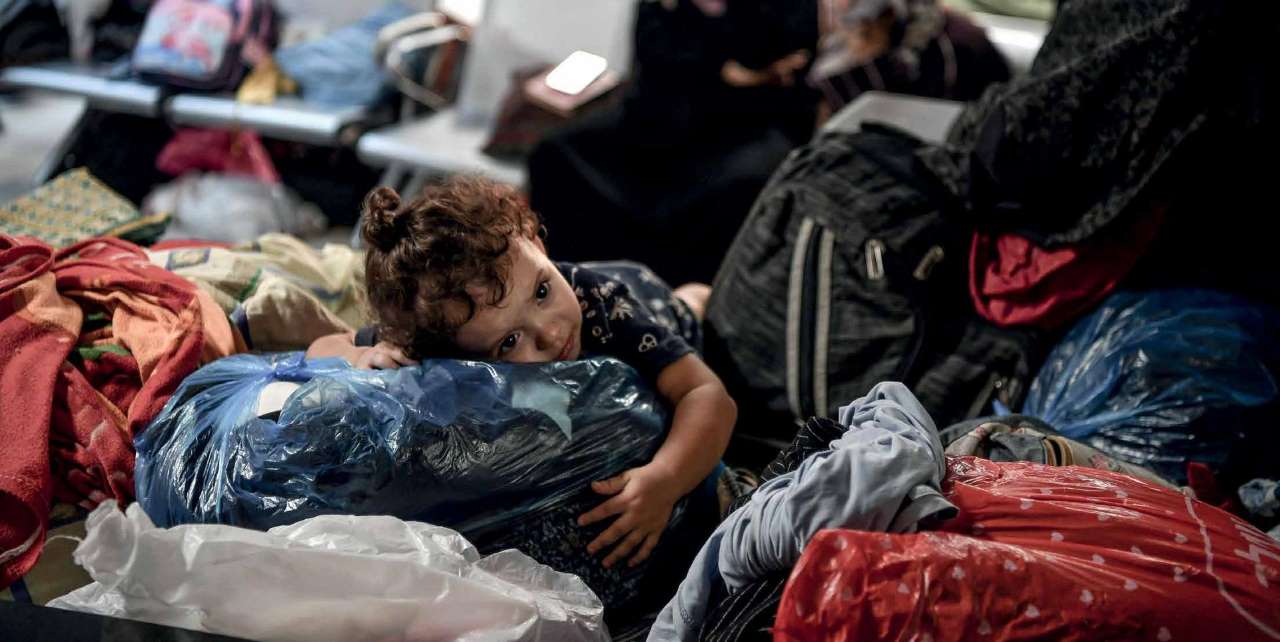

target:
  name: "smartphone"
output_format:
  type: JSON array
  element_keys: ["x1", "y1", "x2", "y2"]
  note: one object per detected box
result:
[{"x1": 544, "y1": 50, "x2": 608, "y2": 96}]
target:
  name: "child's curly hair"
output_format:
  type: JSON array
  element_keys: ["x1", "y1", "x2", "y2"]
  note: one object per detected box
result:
[{"x1": 362, "y1": 176, "x2": 542, "y2": 359}]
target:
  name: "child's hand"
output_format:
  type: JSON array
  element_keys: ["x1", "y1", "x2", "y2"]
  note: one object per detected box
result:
[
  {"x1": 353, "y1": 342, "x2": 418, "y2": 370},
  {"x1": 578, "y1": 463, "x2": 680, "y2": 568}
]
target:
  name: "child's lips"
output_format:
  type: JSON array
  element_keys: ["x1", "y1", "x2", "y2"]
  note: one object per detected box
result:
[{"x1": 558, "y1": 334, "x2": 576, "y2": 361}]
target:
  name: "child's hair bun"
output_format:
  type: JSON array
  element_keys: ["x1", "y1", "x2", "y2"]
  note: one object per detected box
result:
[{"x1": 362, "y1": 186, "x2": 405, "y2": 252}]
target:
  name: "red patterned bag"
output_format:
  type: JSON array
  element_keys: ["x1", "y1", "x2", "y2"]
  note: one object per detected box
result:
[{"x1": 775, "y1": 457, "x2": 1280, "y2": 642}]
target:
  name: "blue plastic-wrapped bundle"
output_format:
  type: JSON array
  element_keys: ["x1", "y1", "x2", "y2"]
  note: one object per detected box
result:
[
  {"x1": 1021, "y1": 290, "x2": 1280, "y2": 484},
  {"x1": 135, "y1": 353, "x2": 718, "y2": 616}
]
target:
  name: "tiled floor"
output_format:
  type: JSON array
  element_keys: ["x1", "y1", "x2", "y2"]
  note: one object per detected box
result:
[{"x1": 0, "y1": 89, "x2": 84, "y2": 203}]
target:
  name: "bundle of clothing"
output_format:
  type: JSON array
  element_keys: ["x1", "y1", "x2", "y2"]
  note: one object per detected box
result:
[
  {"x1": 654, "y1": 385, "x2": 1280, "y2": 642},
  {"x1": 146, "y1": 234, "x2": 368, "y2": 351},
  {"x1": 0, "y1": 235, "x2": 240, "y2": 589},
  {"x1": 927, "y1": 0, "x2": 1280, "y2": 500},
  {"x1": 1017, "y1": 289, "x2": 1280, "y2": 494},
  {"x1": 923, "y1": 0, "x2": 1280, "y2": 323},
  {"x1": 649, "y1": 382, "x2": 955, "y2": 641},
  {"x1": 273, "y1": 0, "x2": 418, "y2": 109}
]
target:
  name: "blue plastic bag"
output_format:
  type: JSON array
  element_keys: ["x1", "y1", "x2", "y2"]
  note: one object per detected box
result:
[
  {"x1": 135, "y1": 352, "x2": 716, "y2": 613},
  {"x1": 1021, "y1": 290, "x2": 1280, "y2": 483}
]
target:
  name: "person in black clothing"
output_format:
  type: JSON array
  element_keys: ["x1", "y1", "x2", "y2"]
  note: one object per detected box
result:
[
  {"x1": 527, "y1": 0, "x2": 821, "y2": 286},
  {"x1": 528, "y1": 0, "x2": 1010, "y2": 287}
]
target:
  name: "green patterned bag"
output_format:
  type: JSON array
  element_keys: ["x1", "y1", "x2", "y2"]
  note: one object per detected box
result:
[{"x1": 0, "y1": 168, "x2": 169, "y2": 247}]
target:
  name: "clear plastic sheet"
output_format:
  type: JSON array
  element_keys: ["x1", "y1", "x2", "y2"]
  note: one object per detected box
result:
[
  {"x1": 50, "y1": 501, "x2": 608, "y2": 642},
  {"x1": 144, "y1": 173, "x2": 327, "y2": 244},
  {"x1": 1021, "y1": 290, "x2": 1280, "y2": 483}
]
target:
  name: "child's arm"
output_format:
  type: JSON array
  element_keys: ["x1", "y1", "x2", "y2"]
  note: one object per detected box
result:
[
  {"x1": 578, "y1": 353, "x2": 736, "y2": 568},
  {"x1": 306, "y1": 332, "x2": 418, "y2": 369}
]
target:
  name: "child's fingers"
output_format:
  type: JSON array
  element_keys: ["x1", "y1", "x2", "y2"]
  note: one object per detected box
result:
[
  {"x1": 591, "y1": 473, "x2": 629, "y2": 496},
  {"x1": 352, "y1": 349, "x2": 376, "y2": 369},
  {"x1": 628, "y1": 533, "x2": 662, "y2": 568},
  {"x1": 578, "y1": 495, "x2": 626, "y2": 527},
  {"x1": 603, "y1": 530, "x2": 647, "y2": 568},
  {"x1": 387, "y1": 348, "x2": 418, "y2": 366},
  {"x1": 586, "y1": 517, "x2": 631, "y2": 555},
  {"x1": 369, "y1": 352, "x2": 400, "y2": 369}
]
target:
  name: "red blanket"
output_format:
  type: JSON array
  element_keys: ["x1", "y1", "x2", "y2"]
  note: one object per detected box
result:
[{"x1": 0, "y1": 236, "x2": 239, "y2": 588}]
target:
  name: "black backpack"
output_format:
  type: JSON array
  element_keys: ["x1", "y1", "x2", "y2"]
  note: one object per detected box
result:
[{"x1": 704, "y1": 125, "x2": 1040, "y2": 445}]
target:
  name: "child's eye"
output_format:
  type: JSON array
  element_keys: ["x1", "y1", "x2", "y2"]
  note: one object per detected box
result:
[
  {"x1": 535, "y1": 280, "x2": 550, "y2": 301},
  {"x1": 499, "y1": 333, "x2": 520, "y2": 354}
]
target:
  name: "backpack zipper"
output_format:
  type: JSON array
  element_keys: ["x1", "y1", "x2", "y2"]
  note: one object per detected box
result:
[
  {"x1": 966, "y1": 372, "x2": 1017, "y2": 419},
  {"x1": 865, "y1": 238, "x2": 886, "y2": 281},
  {"x1": 787, "y1": 218, "x2": 834, "y2": 420},
  {"x1": 913, "y1": 245, "x2": 945, "y2": 281},
  {"x1": 786, "y1": 218, "x2": 816, "y2": 420},
  {"x1": 813, "y1": 225, "x2": 835, "y2": 418}
]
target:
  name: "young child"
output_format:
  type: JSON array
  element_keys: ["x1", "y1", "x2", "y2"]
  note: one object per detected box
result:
[{"x1": 307, "y1": 176, "x2": 737, "y2": 569}]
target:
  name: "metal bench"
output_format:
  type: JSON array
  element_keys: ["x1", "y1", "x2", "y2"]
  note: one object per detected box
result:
[
  {"x1": 356, "y1": 0, "x2": 638, "y2": 189},
  {"x1": 166, "y1": 95, "x2": 369, "y2": 147},
  {"x1": 0, "y1": 62, "x2": 169, "y2": 183},
  {"x1": 0, "y1": 61, "x2": 375, "y2": 187},
  {"x1": 0, "y1": 62, "x2": 164, "y2": 117},
  {"x1": 357, "y1": 109, "x2": 525, "y2": 186}
]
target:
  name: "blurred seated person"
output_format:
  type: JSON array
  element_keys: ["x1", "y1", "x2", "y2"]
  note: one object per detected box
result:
[
  {"x1": 809, "y1": 0, "x2": 1011, "y2": 117},
  {"x1": 528, "y1": 0, "x2": 1009, "y2": 286},
  {"x1": 527, "y1": 0, "x2": 819, "y2": 286}
]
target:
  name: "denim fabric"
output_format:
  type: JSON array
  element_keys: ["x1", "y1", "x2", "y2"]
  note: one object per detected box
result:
[{"x1": 275, "y1": 1, "x2": 415, "y2": 108}]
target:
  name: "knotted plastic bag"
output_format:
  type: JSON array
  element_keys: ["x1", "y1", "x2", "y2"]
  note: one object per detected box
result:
[{"x1": 1020, "y1": 289, "x2": 1280, "y2": 483}]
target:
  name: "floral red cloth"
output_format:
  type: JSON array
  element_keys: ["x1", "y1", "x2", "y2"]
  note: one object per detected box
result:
[{"x1": 0, "y1": 235, "x2": 239, "y2": 589}]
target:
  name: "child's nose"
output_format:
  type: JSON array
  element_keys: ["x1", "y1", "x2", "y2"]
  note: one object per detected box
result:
[{"x1": 535, "y1": 323, "x2": 563, "y2": 352}]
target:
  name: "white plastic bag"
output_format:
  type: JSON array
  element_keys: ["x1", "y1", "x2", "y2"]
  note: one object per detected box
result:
[
  {"x1": 143, "y1": 174, "x2": 328, "y2": 244},
  {"x1": 49, "y1": 501, "x2": 608, "y2": 642}
]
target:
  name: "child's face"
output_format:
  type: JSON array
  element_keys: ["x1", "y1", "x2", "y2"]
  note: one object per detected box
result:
[{"x1": 452, "y1": 235, "x2": 584, "y2": 363}]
